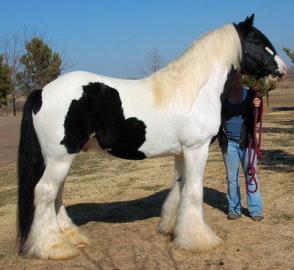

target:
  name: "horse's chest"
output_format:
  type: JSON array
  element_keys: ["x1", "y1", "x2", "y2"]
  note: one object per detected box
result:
[{"x1": 175, "y1": 99, "x2": 222, "y2": 148}]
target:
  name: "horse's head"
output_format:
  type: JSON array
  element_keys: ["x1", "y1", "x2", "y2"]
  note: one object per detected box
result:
[{"x1": 236, "y1": 14, "x2": 287, "y2": 80}]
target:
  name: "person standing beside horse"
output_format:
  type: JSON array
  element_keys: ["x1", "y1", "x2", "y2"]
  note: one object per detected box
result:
[{"x1": 218, "y1": 70, "x2": 264, "y2": 221}]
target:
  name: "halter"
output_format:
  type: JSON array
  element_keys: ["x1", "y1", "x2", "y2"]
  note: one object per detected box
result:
[{"x1": 246, "y1": 95, "x2": 263, "y2": 193}]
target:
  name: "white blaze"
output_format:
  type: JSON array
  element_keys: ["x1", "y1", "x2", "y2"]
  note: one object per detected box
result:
[
  {"x1": 265, "y1": 46, "x2": 274, "y2": 55},
  {"x1": 275, "y1": 54, "x2": 287, "y2": 78}
]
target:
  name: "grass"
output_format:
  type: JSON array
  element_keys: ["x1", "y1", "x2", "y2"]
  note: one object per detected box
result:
[
  {"x1": 140, "y1": 184, "x2": 165, "y2": 191},
  {"x1": 0, "y1": 163, "x2": 17, "y2": 207},
  {"x1": 271, "y1": 137, "x2": 294, "y2": 147},
  {"x1": 0, "y1": 188, "x2": 17, "y2": 207},
  {"x1": 271, "y1": 213, "x2": 294, "y2": 225},
  {"x1": 279, "y1": 213, "x2": 294, "y2": 221}
]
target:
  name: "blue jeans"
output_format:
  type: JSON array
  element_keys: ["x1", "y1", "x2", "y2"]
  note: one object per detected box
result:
[{"x1": 222, "y1": 139, "x2": 263, "y2": 217}]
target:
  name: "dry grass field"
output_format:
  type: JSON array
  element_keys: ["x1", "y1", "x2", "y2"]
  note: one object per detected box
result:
[{"x1": 0, "y1": 78, "x2": 293, "y2": 269}]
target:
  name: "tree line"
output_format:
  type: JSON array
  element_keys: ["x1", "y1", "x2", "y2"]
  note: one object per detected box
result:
[
  {"x1": 283, "y1": 48, "x2": 294, "y2": 64},
  {"x1": 0, "y1": 31, "x2": 65, "y2": 115}
]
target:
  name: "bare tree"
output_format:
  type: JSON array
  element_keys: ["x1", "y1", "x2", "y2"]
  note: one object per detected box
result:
[
  {"x1": 0, "y1": 32, "x2": 23, "y2": 115},
  {"x1": 140, "y1": 48, "x2": 165, "y2": 76}
]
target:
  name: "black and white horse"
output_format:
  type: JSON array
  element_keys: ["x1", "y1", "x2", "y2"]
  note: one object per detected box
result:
[{"x1": 18, "y1": 15, "x2": 286, "y2": 259}]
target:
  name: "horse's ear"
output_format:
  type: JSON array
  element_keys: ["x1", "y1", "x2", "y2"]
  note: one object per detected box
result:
[
  {"x1": 245, "y1": 14, "x2": 255, "y2": 27},
  {"x1": 237, "y1": 14, "x2": 255, "y2": 33}
]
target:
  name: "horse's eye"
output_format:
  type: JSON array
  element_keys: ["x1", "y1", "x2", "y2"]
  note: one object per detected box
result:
[{"x1": 265, "y1": 46, "x2": 274, "y2": 56}]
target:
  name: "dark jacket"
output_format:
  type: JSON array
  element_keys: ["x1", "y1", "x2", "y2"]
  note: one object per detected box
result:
[{"x1": 217, "y1": 88, "x2": 262, "y2": 153}]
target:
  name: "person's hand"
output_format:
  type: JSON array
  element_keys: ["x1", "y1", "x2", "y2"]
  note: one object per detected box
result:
[
  {"x1": 253, "y1": 97, "x2": 261, "y2": 108},
  {"x1": 253, "y1": 85, "x2": 260, "y2": 92}
]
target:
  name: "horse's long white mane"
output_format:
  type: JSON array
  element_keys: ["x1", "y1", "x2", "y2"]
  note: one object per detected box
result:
[{"x1": 149, "y1": 24, "x2": 242, "y2": 109}]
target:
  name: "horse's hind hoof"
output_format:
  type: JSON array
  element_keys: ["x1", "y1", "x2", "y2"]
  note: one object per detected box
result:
[
  {"x1": 157, "y1": 221, "x2": 175, "y2": 235},
  {"x1": 64, "y1": 228, "x2": 91, "y2": 248},
  {"x1": 47, "y1": 240, "x2": 80, "y2": 260},
  {"x1": 24, "y1": 233, "x2": 80, "y2": 260}
]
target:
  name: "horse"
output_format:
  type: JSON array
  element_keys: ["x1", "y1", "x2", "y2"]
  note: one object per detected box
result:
[{"x1": 17, "y1": 14, "x2": 286, "y2": 259}]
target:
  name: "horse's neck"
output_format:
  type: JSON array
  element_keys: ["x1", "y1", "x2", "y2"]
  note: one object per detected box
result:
[
  {"x1": 198, "y1": 66, "x2": 231, "y2": 106},
  {"x1": 148, "y1": 24, "x2": 242, "y2": 109}
]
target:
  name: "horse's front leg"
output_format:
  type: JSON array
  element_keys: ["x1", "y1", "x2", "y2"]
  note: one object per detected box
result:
[{"x1": 173, "y1": 142, "x2": 222, "y2": 251}]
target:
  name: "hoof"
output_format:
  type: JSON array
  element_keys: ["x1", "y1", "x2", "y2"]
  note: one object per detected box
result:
[
  {"x1": 64, "y1": 228, "x2": 91, "y2": 248},
  {"x1": 157, "y1": 220, "x2": 175, "y2": 235},
  {"x1": 47, "y1": 239, "x2": 80, "y2": 260},
  {"x1": 173, "y1": 227, "x2": 222, "y2": 252},
  {"x1": 24, "y1": 233, "x2": 80, "y2": 260}
]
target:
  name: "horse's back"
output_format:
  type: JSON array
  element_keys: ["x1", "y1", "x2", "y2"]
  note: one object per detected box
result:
[{"x1": 32, "y1": 71, "x2": 154, "y2": 159}]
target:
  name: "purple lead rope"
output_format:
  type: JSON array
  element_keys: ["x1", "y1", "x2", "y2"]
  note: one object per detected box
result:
[{"x1": 246, "y1": 99, "x2": 263, "y2": 193}]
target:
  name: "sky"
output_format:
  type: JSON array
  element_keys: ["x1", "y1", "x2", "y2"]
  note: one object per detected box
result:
[{"x1": 1, "y1": 0, "x2": 293, "y2": 78}]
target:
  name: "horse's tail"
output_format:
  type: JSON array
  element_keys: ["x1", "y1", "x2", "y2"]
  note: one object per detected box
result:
[{"x1": 17, "y1": 89, "x2": 45, "y2": 253}]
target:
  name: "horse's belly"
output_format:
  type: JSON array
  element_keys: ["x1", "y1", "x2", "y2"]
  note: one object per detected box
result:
[
  {"x1": 139, "y1": 135, "x2": 182, "y2": 157},
  {"x1": 136, "y1": 116, "x2": 183, "y2": 157},
  {"x1": 81, "y1": 136, "x2": 147, "y2": 160}
]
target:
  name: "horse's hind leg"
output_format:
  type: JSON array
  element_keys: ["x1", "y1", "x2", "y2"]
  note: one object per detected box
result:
[
  {"x1": 25, "y1": 157, "x2": 79, "y2": 259},
  {"x1": 55, "y1": 182, "x2": 90, "y2": 247},
  {"x1": 158, "y1": 155, "x2": 183, "y2": 234}
]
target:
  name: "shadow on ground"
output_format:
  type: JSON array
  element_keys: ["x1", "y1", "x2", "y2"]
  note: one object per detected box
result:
[
  {"x1": 260, "y1": 149, "x2": 294, "y2": 173},
  {"x1": 280, "y1": 119, "x2": 294, "y2": 126},
  {"x1": 67, "y1": 187, "x2": 230, "y2": 226},
  {"x1": 271, "y1": 106, "x2": 294, "y2": 112},
  {"x1": 262, "y1": 126, "x2": 294, "y2": 134}
]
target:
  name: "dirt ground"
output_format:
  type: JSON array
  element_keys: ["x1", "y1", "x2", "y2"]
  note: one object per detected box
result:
[
  {"x1": 0, "y1": 79, "x2": 293, "y2": 270},
  {"x1": 0, "y1": 116, "x2": 21, "y2": 163}
]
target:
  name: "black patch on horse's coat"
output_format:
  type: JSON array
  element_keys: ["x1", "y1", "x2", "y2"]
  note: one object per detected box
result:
[{"x1": 61, "y1": 82, "x2": 147, "y2": 160}]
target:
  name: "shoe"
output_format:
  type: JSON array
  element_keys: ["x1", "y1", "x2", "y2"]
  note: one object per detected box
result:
[
  {"x1": 227, "y1": 214, "x2": 241, "y2": 220},
  {"x1": 250, "y1": 216, "x2": 264, "y2": 222}
]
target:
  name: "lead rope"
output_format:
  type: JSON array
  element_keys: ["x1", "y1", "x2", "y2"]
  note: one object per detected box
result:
[{"x1": 246, "y1": 97, "x2": 263, "y2": 193}]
